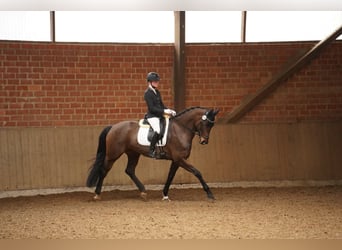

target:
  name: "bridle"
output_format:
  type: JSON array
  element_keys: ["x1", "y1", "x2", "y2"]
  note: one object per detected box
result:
[
  {"x1": 174, "y1": 111, "x2": 215, "y2": 142},
  {"x1": 201, "y1": 113, "x2": 215, "y2": 126},
  {"x1": 196, "y1": 113, "x2": 215, "y2": 143}
]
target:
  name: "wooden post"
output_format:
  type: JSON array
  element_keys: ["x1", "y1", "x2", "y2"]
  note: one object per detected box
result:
[
  {"x1": 50, "y1": 11, "x2": 56, "y2": 42},
  {"x1": 173, "y1": 11, "x2": 186, "y2": 112},
  {"x1": 241, "y1": 11, "x2": 247, "y2": 43}
]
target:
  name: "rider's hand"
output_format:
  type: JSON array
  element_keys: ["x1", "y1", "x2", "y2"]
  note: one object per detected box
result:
[
  {"x1": 164, "y1": 109, "x2": 172, "y2": 115},
  {"x1": 164, "y1": 109, "x2": 176, "y2": 116}
]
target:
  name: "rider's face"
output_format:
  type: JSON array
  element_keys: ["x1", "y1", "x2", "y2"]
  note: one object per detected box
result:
[{"x1": 151, "y1": 81, "x2": 159, "y2": 88}]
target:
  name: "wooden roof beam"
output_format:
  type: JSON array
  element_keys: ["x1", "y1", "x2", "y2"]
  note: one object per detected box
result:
[{"x1": 223, "y1": 24, "x2": 342, "y2": 123}]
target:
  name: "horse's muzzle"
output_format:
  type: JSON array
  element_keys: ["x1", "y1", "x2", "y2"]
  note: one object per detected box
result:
[{"x1": 199, "y1": 136, "x2": 208, "y2": 145}]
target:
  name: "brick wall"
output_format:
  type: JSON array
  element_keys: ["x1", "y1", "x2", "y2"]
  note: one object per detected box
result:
[
  {"x1": 1, "y1": 43, "x2": 173, "y2": 127},
  {"x1": 1, "y1": 41, "x2": 342, "y2": 127}
]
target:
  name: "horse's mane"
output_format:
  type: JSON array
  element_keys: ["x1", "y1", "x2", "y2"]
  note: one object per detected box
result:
[{"x1": 172, "y1": 106, "x2": 207, "y2": 119}]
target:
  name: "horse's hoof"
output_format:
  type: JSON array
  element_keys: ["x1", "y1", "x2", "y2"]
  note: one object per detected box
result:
[
  {"x1": 162, "y1": 196, "x2": 171, "y2": 202},
  {"x1": 207, "y1": 194, "x2": 216, "y2": 201},
  {"x1": 208, "y1": 197, "x2": 216, "y2": 203},
  {"x1": 93, "y1": 194, "x2": 101, "y2": 201},
  {"x1": 140, "y1": 192, "x2": 148, "y2": 201}
]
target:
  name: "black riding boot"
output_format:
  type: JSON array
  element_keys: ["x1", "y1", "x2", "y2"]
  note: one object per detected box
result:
[{"x1": 149, "y1": 132, "x2": 160, "y2": 158}]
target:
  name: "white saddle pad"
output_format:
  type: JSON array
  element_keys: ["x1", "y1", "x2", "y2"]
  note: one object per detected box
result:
[{"x1": 137, "y1": 118, "x2": 170, "y2": 146}]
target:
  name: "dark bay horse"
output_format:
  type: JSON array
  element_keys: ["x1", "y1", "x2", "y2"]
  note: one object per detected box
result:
[{"x1": 86, "y1": 106, "x2": 219, "y2": 201}]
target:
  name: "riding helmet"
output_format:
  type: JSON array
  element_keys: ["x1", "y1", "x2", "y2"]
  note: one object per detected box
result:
[{"x1": 146, "y1": 72, "x2": 160, "y2": 82}]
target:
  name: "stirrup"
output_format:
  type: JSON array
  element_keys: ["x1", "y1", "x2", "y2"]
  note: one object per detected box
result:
[
  {"x1": 148, "y1": 150, "x2": 156, "y2": 158},
  {"x1": 155, "y1": 152, "x2": 166, "y2": 159}
]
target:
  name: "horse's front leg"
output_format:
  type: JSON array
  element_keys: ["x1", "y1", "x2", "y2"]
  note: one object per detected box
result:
[
  {"x1": 125, "y1": 152, "x2": 147, "y2": 200},
  {"x1": 179, "y1": 159, "x2": 215, "y2": 200},
  {"x1": 162, "y1": 161, "x2": 179, "y2": 201}
]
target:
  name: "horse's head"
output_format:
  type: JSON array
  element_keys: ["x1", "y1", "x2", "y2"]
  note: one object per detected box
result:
[{"x1": 196, "y1": 108, "x2": 219, "y2": 145}]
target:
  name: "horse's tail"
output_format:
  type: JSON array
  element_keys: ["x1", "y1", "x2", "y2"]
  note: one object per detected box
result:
[{"x1": 86, "y1": 125, "x2": 112, "y2": 187}]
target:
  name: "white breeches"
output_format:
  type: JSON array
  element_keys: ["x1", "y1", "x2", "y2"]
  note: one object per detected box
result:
[{"x1": 147, "y1": 117, "x2": 160, "y2": 134}]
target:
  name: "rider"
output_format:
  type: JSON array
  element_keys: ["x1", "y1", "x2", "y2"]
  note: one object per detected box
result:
[{"x1": 144, "y1": 72, "x2": 176, "y2": 157}]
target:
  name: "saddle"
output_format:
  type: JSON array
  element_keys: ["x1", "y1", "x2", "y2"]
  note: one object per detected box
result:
[{"x1": 137, "y1": 115, "x2": 170, "y2": 146}]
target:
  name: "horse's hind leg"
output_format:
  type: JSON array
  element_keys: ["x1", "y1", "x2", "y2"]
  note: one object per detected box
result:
[
  {"x1": 124, "y1": 152, "x2": 146, "y2": 200},
  {"x1": 94, "y1": 158, "x2": 115, "y2": 200}
]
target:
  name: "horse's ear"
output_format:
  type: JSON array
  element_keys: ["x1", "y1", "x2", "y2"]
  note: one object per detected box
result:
[
  {"x1": 213, "y1": 108, "x2": 220, "y2": 116},
  {"x1": 207, "y1": 108, "x2": 219, "y2": 119}
]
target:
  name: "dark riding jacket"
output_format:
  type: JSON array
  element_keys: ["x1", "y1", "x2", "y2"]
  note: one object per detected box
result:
[{"x1": 144, "y1": 86, "x2": 167, "y2": 118}]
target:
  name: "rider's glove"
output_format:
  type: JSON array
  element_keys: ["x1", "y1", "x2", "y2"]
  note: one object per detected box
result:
[
  {"x1": 164, "y1": 109, "x2": 176, "y2": 116},
  {"x1": 169, "y1": 109, "x2": 176, "y2": 116}
]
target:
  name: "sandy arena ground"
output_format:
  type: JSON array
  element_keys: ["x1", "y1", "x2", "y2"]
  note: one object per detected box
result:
[{"x1": 0, "y1": 186, "x2": 341, "y2": 239}]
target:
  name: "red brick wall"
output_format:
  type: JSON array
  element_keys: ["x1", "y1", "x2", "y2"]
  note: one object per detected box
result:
[
  {"x1": 1, "y1": 43, "x2": 173, "y2": 126},
  {"x1": 1, "y1": 41, "x2": 342, "y2": 127}
]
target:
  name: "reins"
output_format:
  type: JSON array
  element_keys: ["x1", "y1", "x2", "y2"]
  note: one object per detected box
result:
[{"x1": 172, "y1": 119, "x2": 199, "y2": 135}]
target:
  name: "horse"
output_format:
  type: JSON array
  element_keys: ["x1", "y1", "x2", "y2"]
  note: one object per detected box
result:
[{"x1": 86, "y1": 106, "x2": 219, "y2": 201}]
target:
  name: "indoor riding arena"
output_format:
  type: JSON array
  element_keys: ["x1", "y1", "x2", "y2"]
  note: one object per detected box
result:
[{"x1": 1, "y1": 11, "x2": 342, "y2": 239}]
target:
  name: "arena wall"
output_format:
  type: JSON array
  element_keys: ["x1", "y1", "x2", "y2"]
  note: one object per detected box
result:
[{"x1": 1, "y1": 41, "x2": 342, "y2": 191}]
